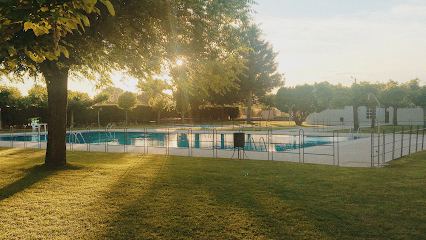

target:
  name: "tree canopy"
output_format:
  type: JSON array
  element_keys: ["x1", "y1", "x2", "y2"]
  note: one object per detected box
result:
[
  {"x1": 274, "y1": 80, "x2": 425, "y2": 126},
  {"x1": 1, "y1": 0, "x2": 254, "y2": 168},
  {"x1": 117, "y1": 91, "x2": 136, "y2": 126}
]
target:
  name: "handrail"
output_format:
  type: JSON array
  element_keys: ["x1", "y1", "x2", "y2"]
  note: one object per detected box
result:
[
  {"x1": 106, "y1": 124, "x2": 116, "y2": 138},
  {"x1": 247, "y1": 137, "x2": 256, "y2": 151},
  {"x1": 259, "y1": 137, "x2": 268, "y2": 151},
  {"x1": 72, "y1": 132, "x2": 85, "y2": 144}
]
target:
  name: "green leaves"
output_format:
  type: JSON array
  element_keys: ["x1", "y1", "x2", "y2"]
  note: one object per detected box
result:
[
  {"x1": 100, "y1": 0, "x2": 115, "y2": 16},
  {"x1": 36, "y1": 0, "x2": 46, "y2": 6}
]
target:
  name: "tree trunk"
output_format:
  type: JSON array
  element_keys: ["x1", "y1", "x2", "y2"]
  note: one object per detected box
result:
[
  {"x1": 157, "y1": 111, "x2": 161, "y2": 124},
  {"x1": 125, "y1": 110, "x2": 128, "y2": 126},
  {"x1": 353, "y1": 105, "x2": 359, "y2": 130},
  {"x1": 181, "y1": 112, "x2": 185, "y2": 125},
  {"x1": 71, "y1": 110, "x2": 74, "y2": 128},
  {"x1": 41, "y1": 61, "x2": 69, "y2": 169},
  {"x1": 247, "y1": 90, "x2": 253, "y2": 124},
  {"x1": 393, "y1": 106, "x2": 398, "y2": 126}
]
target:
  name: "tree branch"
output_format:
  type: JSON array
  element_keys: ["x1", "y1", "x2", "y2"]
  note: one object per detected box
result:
[{"x1": 0, "y1": 25, "x2": 23, "y2": 44}]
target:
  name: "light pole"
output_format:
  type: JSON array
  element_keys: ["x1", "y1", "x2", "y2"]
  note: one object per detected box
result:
[
  {"x1": 368, "y1": 93, "x2": 381, "y2": 165},
  {"x1": 311, "y1": 104, "x2": 317, "y2": 113},
  {"x1": 311, "y1": 104, "x2": 317, "y2": 127},
  {"x1": 368, "y1": 93, "x2": 381, "y2": 134},
  {"x1": 98, "y1": 107, "x2": 102, "y2": 128},
  {"x1": 285, "y1": 104, "x2": 295, "y2": 127}
]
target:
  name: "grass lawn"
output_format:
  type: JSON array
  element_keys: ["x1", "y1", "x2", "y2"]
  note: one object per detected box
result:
[{"x1": 1, "y1": 148, "x2": 425, "y2": 239}]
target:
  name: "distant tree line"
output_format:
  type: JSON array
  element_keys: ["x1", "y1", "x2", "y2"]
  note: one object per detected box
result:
[
  {"x1": 274, "y1": 79, "x2": 426, "y2": 126},
  {"x1": 0, "y1": 85, "x2": 240, "y2": 128}
]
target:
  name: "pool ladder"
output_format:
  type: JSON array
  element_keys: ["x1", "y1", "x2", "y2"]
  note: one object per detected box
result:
[
  {"x1": 71, "y1": 132, "x2": 85, "y2": 143},
  {"x1": 247, "y1": 137, "x2": 268, "y2": 151},
  {"x1": 106, "y1": 124, "x2": 116, "y2": 138}
]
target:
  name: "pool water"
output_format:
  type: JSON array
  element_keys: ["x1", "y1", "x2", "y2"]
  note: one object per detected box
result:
[{"x1": 1, "y1": 131, "x2": 359, "y2": 152}]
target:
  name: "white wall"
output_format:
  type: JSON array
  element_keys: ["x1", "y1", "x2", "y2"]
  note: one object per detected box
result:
[
  {"x1": 306, "y1": 106, "x2": 353, "y2": 125},
  {"x1": 306, "y1": 106, "x2": 395, "y2": 126},
  {"x1": 260, "y1": 108, "x2": 281, "y2": 120},
  {"x1": 397, "y1": 108, "x2": 424, "y2": 126}
]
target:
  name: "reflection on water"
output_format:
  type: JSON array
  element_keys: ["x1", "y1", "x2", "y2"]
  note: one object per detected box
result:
[{"x1": 0, "y1": 131, "x2": 357, "y2": 152}]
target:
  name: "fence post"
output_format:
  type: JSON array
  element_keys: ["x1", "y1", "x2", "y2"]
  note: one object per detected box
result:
[
  {"x1": 371, "y1": 131, "x2": 373, "y2": 167},
  {"x1": 70, "y1": 126, "x2": 73, "y2": 151},
  {"x1": 271, "y1": 128, "x2": 274, "y2": 161},
  {"x1": 416, "y1": 125, "x2": 419, "y2": 153},
  {"x1": 267, "y1": 129, "x2": 270, "y2": 161},
  {"x1": 38, "y1": 126, "x2": 41, "y2": 149},
  {"x1": 299, "y1": 129, "x2": 304, "y2": 163},
  {"x1": 24, "y1": 130, "x2": 27, "y2": 148},
  {"x1": 87, "y1": 126, "x2": 90, "y2": 152},
  {"x1": 377, "y1": 129, "x2": 380, "y2": 165},
  {"x1": 105, "y1": 127, "x2": 107, "y2": 152},
  {"x1": 124, "y1": 127, "x2": 127, "y2": 153},
  {"x1": 167, "y1": 128, "x2": 169, "y2": 155},
  {"x1": 212, "y1": 128, "x2": 215, "y2": 158},
  {"x1": 422, "y1": 126, "x2": 425, "y2": 151},
  {"x1": 333, "y1": 131, "x2": 335, "y2": 165},
  {"x1": 333, "y1": 130, "x2": 340, "y2": 166},
  {"x1": 392, "y1": 127, "x2": 395, "y2": 161},
  {"x1": 409, "y1": 125, "x2": 412, "y2": 154},
  {"x1": 382, "y1": 130, "x2": 386, "y2": 164},
  {"x1": 401, "y1": 126, "x2": 404, "y2": 158},
  {"x1": 9, "y1": 126, "x2": 13, "y2": 148}
]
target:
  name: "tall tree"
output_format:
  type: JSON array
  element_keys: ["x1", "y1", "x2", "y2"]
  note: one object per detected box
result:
[
  {"x1": 148, "y1": 93, "x2": 173, "y2": 124},
  {"x1": 275, "y1": 85, "x2": 316, "y2": 126},
  {"x1": 27, "y1": 85, "x2": 48, "y2": 108},
  {"x1": 405, "y1": 78, "x2": 426, "y2": 124},
  {"x1": 313, "y1": 82, "x2": 334, "y2": 111},
  {"x1": 350, "y1": 82, "x2": 382, "y2": 130},
  {"x1": 0, "y1": 86, "x2": 23, "y2": 128},
  {"x1": 379, "y1": 80, "x2": 408, "y2": 126},
  {"x1": 99, "y1": 86, "x2": 124, "y2": 104},
  {"x1": 236, "y1": 24, "x2": 283, "y2": 124},
  {"x1": 1, "y1": 0, "x2": 253, "y2": 168},
  {"x1": 67, "y1": 91, "x2": 108, "y2": 127},
  {"x1": 117, "y1": 91, "x2": 136, "y2": 126},
  {"x1": 164, "y1": 0, "x2": 253, "y2": 123},
  {"x1": 0, "y1": 0, "x2": 116, "y2": 168}
]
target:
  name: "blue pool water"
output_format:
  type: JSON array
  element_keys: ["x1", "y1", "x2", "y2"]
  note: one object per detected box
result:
[{"x1": 1, "y1": 131, "x2": 359, "y2": 152}]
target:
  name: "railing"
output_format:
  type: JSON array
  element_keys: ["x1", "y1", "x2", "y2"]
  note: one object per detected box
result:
[
  {"x1": 371, "y1": 126, "x2": 425, "y2": 166},
  {"x1": 3, "y1": 125, "x2": 424, "y2": 167}
]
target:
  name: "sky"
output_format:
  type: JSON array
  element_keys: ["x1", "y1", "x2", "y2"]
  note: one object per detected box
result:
[
  {"x1": 8, "y1": 0, "x2": 426, "y2": 96},
  {"x1": 251, "y1": 0, "x2": 426, "y2": 88}
]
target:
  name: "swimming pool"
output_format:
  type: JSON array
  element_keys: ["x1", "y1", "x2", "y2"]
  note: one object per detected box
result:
[{"x1": 0, "y1": 131, "x2": 359, "y2": 152}]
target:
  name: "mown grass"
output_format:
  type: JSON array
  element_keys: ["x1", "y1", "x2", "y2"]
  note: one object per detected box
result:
[{"x1": 1, "y1": 148, "x2": 425, "y2": 239}]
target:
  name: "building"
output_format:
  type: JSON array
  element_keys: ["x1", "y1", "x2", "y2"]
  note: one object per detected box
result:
[{"x1": 305, "y1": 106, "x2": 424, "y2": 127}]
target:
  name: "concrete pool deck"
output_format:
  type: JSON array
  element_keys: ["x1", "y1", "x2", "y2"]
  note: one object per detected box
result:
[{"x1": 1, "y1": 126, "x2": 424, "y2": 168}]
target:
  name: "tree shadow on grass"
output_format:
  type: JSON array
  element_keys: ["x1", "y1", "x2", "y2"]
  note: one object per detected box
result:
[{"x1": 0, "y1": 163, "x2": 82, "y2": 201}]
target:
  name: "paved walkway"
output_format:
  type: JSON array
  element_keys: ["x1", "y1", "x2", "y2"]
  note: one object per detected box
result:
[{"x1": 1, "y1": 127, "x2": 424, "y2": 168}]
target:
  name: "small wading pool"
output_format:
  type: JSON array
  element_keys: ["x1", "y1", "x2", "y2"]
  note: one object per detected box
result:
[{"x1": 1, "y1": 131, "x2": 360, "y2": 152}]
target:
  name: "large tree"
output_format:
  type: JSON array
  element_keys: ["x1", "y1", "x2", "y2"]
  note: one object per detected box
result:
[
  {"x1": 212, "y1": 24, "x2": 283, "y2": 123},
  {"x1": 379, "y1": 80, "x2": 408, "y2": 126},
  {"x1": 117, "y1": 91, "x2": 136, "y2": 126},
  {"x1": 0, "y1": 86, "x2": 24, "y2": 128},
  {"x1": 275, "y1": 85, "x2": 315, "y2": 126},
  {"x1": 1, "y1": 0, "x2": 117, "y2": 168},
  {"x1": 68, "y1": 90, "x2": 108, "y2": 127},
  {"x1": 1, "y1": 0, "x2": 253, "y2": 168},
  {"x1": 350, "y1": 82, "x2": 382, "y2": 129},
  {"x1": 164, "y1": 0, "x2": 253, "y2": 123}
]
